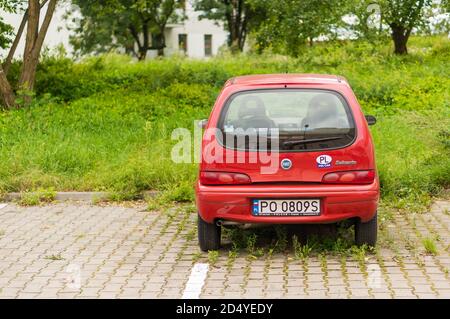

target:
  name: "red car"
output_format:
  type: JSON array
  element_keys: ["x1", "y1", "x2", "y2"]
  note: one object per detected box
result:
[{"x1": 196, "y1": 74, "x2": 379, "y2": 251}]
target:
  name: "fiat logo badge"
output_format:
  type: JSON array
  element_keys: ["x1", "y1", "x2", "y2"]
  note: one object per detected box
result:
[{"x1": 281, "y1": 159, "x2": 292, "y2": 170}]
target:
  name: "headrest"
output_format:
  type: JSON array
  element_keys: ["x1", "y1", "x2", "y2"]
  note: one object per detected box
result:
[
  {"x1": 238, "y1": 95, "x2": 267, "y2": 118},
  {"x1": 307, "y1": 94, "x2": 339, "y2": 121}
]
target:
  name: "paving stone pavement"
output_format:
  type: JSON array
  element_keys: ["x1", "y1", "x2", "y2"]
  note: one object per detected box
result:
[{"x1": 0, "y1": 199, "x2": 448, "y2": 299}]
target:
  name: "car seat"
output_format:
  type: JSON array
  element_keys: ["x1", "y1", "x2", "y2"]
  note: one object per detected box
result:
[
  {"x1": 232, "y1": 96, "x2": 276, "y2": 130},
  {"x1": 301, "y1": 94, "x2": 347, "y2": 130}
]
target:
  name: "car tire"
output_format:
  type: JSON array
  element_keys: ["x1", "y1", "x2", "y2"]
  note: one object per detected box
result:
[
  {"x1": 355, "y1": 213, "x2": 377, "y2": 247},
  {"x1": 198, "y1": 213, "x2": 221, "y2": 251}
]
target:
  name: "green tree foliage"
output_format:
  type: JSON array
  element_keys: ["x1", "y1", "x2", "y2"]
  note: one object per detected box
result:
[
  {"x1": 0, "y1": 0, "x2": 23, "y2": 49},
  {"x1": 251, "y1": 0, "x2": 349, "y2": 56},
  {"x1": 418, "y1": 0, "x2": 450, "y2": 35},
  {"x1": 0, "y1": 18, "x2": 14, "y2": 50},
  {"x1": 68, "y1": 0, "x2": 185, "y2": 59},
  {"x1": 343, "y1": 0, "x2": 448, "y2": 53},
  {"x1": 380, "y1": 0, "x2": 432, "y2": 54},
  {"x1": 345, "y1": 0, "x2": 387, "y2": 41},
  {"x1": 250, "y1": 0, "x2": 442, "y2": 56},
  {"x1": 193, "y1": 0, "x2": 268, "y2": 52}
]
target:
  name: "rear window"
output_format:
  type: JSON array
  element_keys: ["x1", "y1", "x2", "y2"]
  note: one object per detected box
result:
[{"x1": 217, "y1": 89, "x2": 356, "y2": 151}]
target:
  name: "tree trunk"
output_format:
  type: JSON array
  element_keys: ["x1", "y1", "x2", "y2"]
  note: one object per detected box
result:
[
  {"x1": 230, "y1": 38, "x2": 240, "y2": 53},
  {"x1": 19, "y1": 55, "x2": 39, "y2": 91},
  {"x1": 3, "y1": 10, "x2": 29, "y2": 76},
  {"x1": 139, "y1": 20, "x2": 150, "y2": 60},
  {"x1": 138, "y1": 48, "x2": 147, "y2": 60},
  {"x1": 155, "y1": 32, "x2": 165, "y2": 57},
  {"x1": 238, "y1": 14, "x2": 248, "y2": 52},
  {"x1": 18, "y1": 0, "x2": 57, "y2": 105},
  {"x1": 0, "y1": 66, "x2": 16, "y2": 109},
  {"x1": 391, "y1": 25, "x2": 410, "y2": 55},
  {"x1": 128, "y1": 24, "x2": 145, "y2": 60},
  {"x1": 2, "y1": 0, "x2": 49, "y2": 75},
  {"x1": 226, "y1": 7, "x2": 241, "y2": 53},
  {"x1": 0, "y1": 0, "x2": 56, "y2": 109}
]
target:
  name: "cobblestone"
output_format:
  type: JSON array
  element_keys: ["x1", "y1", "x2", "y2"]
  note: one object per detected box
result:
[{"x1": 0, "y1": 200, "x2": 448, "y2": 299}]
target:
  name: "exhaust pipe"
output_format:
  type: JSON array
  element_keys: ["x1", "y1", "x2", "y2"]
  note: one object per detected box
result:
[
  {"x1": 221, "y1": 220, "x2": 240, "y2": 226},
  {"x1": 217, "y1": 220, "x2": 267, "y2": 229}
]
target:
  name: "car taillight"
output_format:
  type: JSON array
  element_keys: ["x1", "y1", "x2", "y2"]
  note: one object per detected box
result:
[
  {"x1": 200, "y1": 171, "x2": 252, "y2": 185},
  {"x1": 322, "y1": 170, "x2": 375, "y2": 184}
]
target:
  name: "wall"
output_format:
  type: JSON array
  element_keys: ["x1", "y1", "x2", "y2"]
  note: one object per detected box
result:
[{"x1": 164, "y1": 0, "x2": 228, "y2": 58}]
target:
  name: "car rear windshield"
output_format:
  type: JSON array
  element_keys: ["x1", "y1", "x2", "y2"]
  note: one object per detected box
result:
[{"x1": 217, "y1": 89, "x2": 356, "y2": 152}]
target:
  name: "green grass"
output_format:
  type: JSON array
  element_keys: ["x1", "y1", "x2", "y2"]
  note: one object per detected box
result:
[
  {"x1": 207, "y1": 250, "x2": 219, "y2": 265},
  {"x1": 292, "y1": 235, "x2": 314, "y2": 261},
  {"x1": 44, "y1": 254, "x2": 64, "y2": 261},
  {"x1": 18, "y1": 187, "x2": 56, "y2": 206},
  {"x1": 0, "y1": 35, "x2": 449, "y2": 209},
  {"x1": 422, "y1": 237, "x2": 438, "y2": 255},
  {"x1": 220, "y1": 223, "x2": 378, "y2": 259}
]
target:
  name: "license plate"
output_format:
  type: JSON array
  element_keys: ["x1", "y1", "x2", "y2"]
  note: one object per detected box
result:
[{"x1": 252, "y1": 199, "x2": 321, "y2": 216}]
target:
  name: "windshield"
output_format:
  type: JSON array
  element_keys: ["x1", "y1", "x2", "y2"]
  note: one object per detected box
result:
[{"x1": 218, "y1": 89, "x2": 356, "y2": 151}]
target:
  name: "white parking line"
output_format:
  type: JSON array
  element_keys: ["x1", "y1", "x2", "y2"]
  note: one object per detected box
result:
[
  {"x1": 0, "y1": 203, "x2": 7, "y2": 210},
  {"x1": 181, "y1": 263, "x2": 209, "y2": 299}
]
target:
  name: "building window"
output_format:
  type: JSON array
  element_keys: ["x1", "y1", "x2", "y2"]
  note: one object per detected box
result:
[
  {"x1": 178, "y1": 34, "x2": 187, "y2": 54},
  {"x1": 204, "y1": 34, "x2": 212, "y2": 57}
]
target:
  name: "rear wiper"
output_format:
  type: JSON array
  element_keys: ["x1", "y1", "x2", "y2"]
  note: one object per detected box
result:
[{"x1": 282, "y1": 136, "x2": 343, "y2": 147}]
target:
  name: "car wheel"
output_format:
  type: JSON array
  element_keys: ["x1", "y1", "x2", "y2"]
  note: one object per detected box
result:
[
  {"x1": 355, "y1": 213, "x2": 377, "y2": 247},
  {"x1": 198, "y1": 213, "x2": 221, "y2": 251}
]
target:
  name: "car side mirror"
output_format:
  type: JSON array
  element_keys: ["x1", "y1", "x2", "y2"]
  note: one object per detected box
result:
[
  {"x1": 198, "y1": 119, "x2": 208, "y2": 129},
  {"x1": 365, "y1": 115, "x2": 377, "y2": 126}
]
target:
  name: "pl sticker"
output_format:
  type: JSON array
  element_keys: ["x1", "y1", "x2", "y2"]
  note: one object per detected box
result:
[{"x1": 316, "y1": 155, "x2": 332, "y2": 168}]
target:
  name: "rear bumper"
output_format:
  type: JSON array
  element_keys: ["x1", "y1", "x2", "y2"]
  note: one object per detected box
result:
[{"x1": 196, "y1": 180, "x2": 379, "y2": 224}]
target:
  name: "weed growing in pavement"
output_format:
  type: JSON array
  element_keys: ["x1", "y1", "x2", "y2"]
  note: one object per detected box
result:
[
  {"x1": 160, "y1": 210, "x2": 176, "y2": 234},
  {"x1": 422, "y1": 237, "x2": 438, "y2": 255},
  {"x1": 292, "y1": 235, "x2": 313, "y2": 261},
  {"x1": 19, "y1": 188, "x2": 56, "y2": 206},
  {"x1": 44, "y1": 254, "x2": 64, "y2": 261},
  {"x1": 350, "y1": 245, "x2": 368, "y2": 265},
  {"x1": 274, "y1": 226, "x2": 288, "y2": 253},
  {"x1": 226, "y1": 244, "x2": 239, "y2": 270},
  {"x1": 208, "y1": 250, "x2": 219, "y2": 265},
  {"x1": 184, "y1": 226, "x2": 196, "y2": 242},
  {"x1": 246, "y1": 233, "x2": 257, "y2": 255},
  {"x1": 192, "y1": 251, "x2": 202, "y2": 263},
  {"x1": 243, "y1": 233, "x2": 264, "y2": 259}
]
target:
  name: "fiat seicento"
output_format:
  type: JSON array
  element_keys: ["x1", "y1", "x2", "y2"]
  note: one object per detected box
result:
[{"x1": 196, "y1": 74, "x2": 379, "y2": 251}]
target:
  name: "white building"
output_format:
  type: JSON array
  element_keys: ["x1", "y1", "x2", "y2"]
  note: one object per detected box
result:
[
  {"x1": 0, "y1": 1, "x2": 229, "y2": 59},
  {"x1": 162, "y1": 1, "x2": 229, "y2": 58}
]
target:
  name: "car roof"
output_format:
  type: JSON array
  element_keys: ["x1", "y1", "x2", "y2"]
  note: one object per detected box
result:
[{"x1": 226, "y1": 74, "x2": 348, "y2": 86}]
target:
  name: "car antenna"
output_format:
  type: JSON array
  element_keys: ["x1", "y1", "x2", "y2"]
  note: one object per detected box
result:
[
  {"x1": 303, "y1": 124, "x2": 309, "y2": 138},
  {"x1": 303, "y1": 124, "x2": 309, "y2": 149}
]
